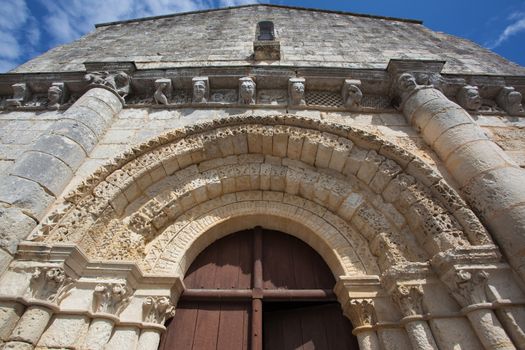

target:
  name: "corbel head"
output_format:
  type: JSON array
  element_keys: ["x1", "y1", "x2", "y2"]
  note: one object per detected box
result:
[
  {"x1": 192, "y1": 77, "x2": 209, "y2": 103},
  {"x1": 239, "y1": 77, "x2": 256, "y2": 104},
  {"x1": 342, "y1": 79, "x2": 363, "y2": 110},
  {"x1": 288, "y1": 77, "x2": 306, "y2": 106},
  {"x1": 497, "y1": 86, "x2": 524, "y2": 116},
  {"x1": 457, "y1": 85, "x2": 482, "y2": 111}
]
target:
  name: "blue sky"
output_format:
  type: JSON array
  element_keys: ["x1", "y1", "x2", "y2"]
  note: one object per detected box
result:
[{"x1": 0, "y1": 0, "x2": 524, "y2": 73}]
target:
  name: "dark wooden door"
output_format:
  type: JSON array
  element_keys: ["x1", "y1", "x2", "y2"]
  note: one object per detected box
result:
[{"x1": 159, "y1": 228, "x2": 358, "y2": 350}]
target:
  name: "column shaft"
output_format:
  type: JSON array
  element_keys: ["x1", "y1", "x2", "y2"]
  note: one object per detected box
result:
[
  {"x1": 356, "y1": 330, "x2": 381, "y2": 350},
  {"x1": 7, "y1": 306, "x2": 53, "y2": 346},
  {"x1": 137, "y1": 329, "x2": 162, "y2": 350},
  {"x1": 402, "y1": 87, "x2": 525, "y2": 280},
  {"x1": 83, "y1": 318, "x2": 115, "y2": 350},
  {"x1": 466, "y1": 308, "x2": 515, "y2": 349},
  {"x1": 404, "y1": 320, "x2": 439, "y2": 350}
]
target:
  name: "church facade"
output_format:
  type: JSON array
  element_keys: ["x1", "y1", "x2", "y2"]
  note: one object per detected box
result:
[{"x1": 0, "y1": 5, "x2": 525, "y2": 349}]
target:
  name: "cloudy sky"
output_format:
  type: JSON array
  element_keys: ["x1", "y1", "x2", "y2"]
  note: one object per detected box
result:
[{"x1": 0, "y1": 0, "x2": 524, "y2": 72}]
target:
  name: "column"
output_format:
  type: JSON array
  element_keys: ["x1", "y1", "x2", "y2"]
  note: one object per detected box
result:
[
  {"x1": 0, "y1": 77, "x2": 126, "y2": 269},
  {"x1": 392, "y1": 285, "x2": 438, "y2": 350},
  {"x1": 345, "y1": 299, "x2": 381, "y2": 350},
  {"x1": 82, "y1": 282, "x2": 132, "y2": 350},
  {"x1": 394, "y1": 72, "x2": 525, "y2": 281},
  {"x1": 6, "y1": 305, "x2": 53, "y2": 349},
  {"x1": 0, "y1": 301, "x2": 24, "y2": 343},
  {"x1": 138, "y1": 296, "x2": 176, "y2": 350},
  {"x1": 450, "y1": 270, "x2": 515, "y2": 349}
]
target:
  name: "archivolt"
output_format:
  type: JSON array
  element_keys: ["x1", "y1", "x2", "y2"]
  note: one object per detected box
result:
[{"x1": 31, "y1": 114, "x2": 492, "y2": 276}]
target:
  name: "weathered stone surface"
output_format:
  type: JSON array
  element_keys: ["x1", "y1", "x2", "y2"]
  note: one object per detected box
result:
[
  {"x1": 0, "y1": 205, "x2": 36, "y2": 254},
  {"x1": 32, "y1": 134, "x2": 87, "y2": 169},
  {"x1": 11, "y1": 151, "x2": 73, "y2": 196},
  {"x1": 9, "y1": 306, "x2": 53, "y2": 345},
  {"x1": 38, "y1": 315, "x2": 90, "y2": 348},
  {"x1": 0, "y1": 175, "x2": 54, "y2": 218},
  {"x1": 0, "y1": 302, "x2": 24, "y2": 341},
  {"x1": 50, "y1": 119, "x2": 98, "y2": 153}
]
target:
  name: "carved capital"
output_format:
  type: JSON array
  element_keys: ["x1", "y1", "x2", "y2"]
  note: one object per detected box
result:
[
  {"x1": 28, "y1": 266, "x2": 75, "y2": 304},
  {"x1": 346, "y1": 299, "x2": 376, "y2": 328},
  {"x1": 239, "y1": 77, "x2": 256, "y2": 104},
  {"x1": 84, "y1": 71, "x2": 131, "y2": 98},
  {"x1": 92, "y1": 282, "x2": 132, "y2": 315},
  {"x1": 448, "y1": 270, "x2": 489, "y2": 307},
  {"x1": 342, "y1": 79, "x2": 363, "y2": 110},
  {"x1": 142, "y1": 296, "x2": 176, "y2": 324},
  {"x1": 497, "y1": 86, "x2": 524, "y2": 116},
  {"x1": 288, "y1": 77, "x2": 306, "y2": 106},
  {"x1": 392, "y1": 72, "x2": 420, "y2": 107},
  {"x1": 154, "y1": 78, "x2": 172, "y2": 105},
  {"x1": 392, "y1": 284, "x2": 425, "y2": 317},
  {"x1": 457, "y1": 85, "x2": 482, "y2": 111}
]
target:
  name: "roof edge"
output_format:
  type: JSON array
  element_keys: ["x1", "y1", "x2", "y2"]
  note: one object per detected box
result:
[{"x1": 94, "y1": 4, "x2": 423, "y2": 28}]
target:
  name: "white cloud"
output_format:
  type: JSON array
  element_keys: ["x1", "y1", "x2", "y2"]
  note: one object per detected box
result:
[{"x1": 488, "y1": 12, "x2": 525, "y2": 48}]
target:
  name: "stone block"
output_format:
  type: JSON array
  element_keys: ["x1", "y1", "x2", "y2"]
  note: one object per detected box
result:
[
  {"x1": 0, "y1": 302, "x2": 24, "y2": 341},
  {"x1": 356, "y1": 150, "x2": 384, "y2": 184},
  {"x1": 9, "y1": 306, "x2": 53, "y2": 345},
  {"x1": 0, "y1": 175, "x2": 54, "y2": 218},
  {"x1": 32, "y1": 134, "x2": 86, "y2": 169},
  {"x1": 421, "y1": 107, "x2": 473, "y2": 145},
  {"x1": 50, "y1": 118, "x2": 98, "y2": 153},
  {"x1": 2, "y1": 341, "x2": 33, "y2": 350},
  {"x1": 11, "y1": 151, "x2": 73, "y2": 196},
  {"x1": 0, "y1": 248, "x2": 13, "y2": 276},
  {"x1": 66, "y1": 106, "x2": 109, "y2": 137},
  {"x1": 0, "y1": 205, "x2": 36, "y2": 254},
  {"x1": 342, "y1": 146, "x2": 368, "y2": 176},
  {"x1": 38, "y1": 315, "x2": 90, "y2": 348},
  {"x1": 433, "y1": 123, "x2": 488, "y2": 161}
]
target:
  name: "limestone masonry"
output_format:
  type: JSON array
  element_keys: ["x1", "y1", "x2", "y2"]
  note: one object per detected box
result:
[{"x1": 0, "y1": 4, "x2": 524, "y2": 350}]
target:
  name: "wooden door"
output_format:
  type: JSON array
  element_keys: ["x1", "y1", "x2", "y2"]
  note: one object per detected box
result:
[{"x1": 159, "y1": 228, "x2": 358, "y2": 350}]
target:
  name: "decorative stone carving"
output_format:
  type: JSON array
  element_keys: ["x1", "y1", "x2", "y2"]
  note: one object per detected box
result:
[
  {"x1": 5, "y1": 83, "x2": 30, "y2": 108},
  {"x1": 396, "y1": 72, "x2": 418, "y2": 94},
  {"x1": 497, "y1": 86, "x2": 524, "y2": 116},
  {"x1": 288, "y1": 77, "x2": 306, "y2": 106},
  {"x1": 211, "y1": 89, "x2": 237, "y2": 103},
  {"x1": 192, "y1": 77, "x2": 209, "y2": 103},
  {"x1": 342, "y1": 79, "x2": 363, "y2": 110},
  {"x1": 27, "y1": 266, "x2": 74, "y2": 304},
  {"x1": 457, "y1": 85, "x2": 482, "y2": 111},
  {"x1": 153, "y1": 78, "x2": 172, "y2": 105},
  {"x1": 346, "y1": 299, "x2": 376, "y2": 327},
  {"x1": 84, "y1": 71, "x2": 131, "y2": 98},
  {"x1": 239, "y1": 77, "x2": 256, "y2": 104},
  {"x1": 450, "y1": 270, "x2": 489, "y2": 307},
  {"x1": 258, "y1": 89, "x2": 287, "y2": 105},
  {"x1": 92, "y1": 283, "x2": 132, "y2": 315},
  {"x1": 415, "y1": 72, "x2": 445, "y2": 92},
  {"x1": 392, "y1": 284, "x2": 424, "y2": 316},
  {"x1": 142, "y1": 296, "x2": 176, "y2": 324},
  {"x1": 47, "y1": 83, "x2": 65, "y2": 110}
]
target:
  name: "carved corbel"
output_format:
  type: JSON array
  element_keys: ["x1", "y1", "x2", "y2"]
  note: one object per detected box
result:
[
  {"x1": 342, "y1": 79, "x2": 363, "y2": 110},
  {"x1": 5, "y1": 83, "x2": 30, "y2": 108},
  {"x1": 392, "y1": 72, "x2": 419, "y2": 108},
  {"x1": 84, "y1": 71, "x2": 131, "y2": 98},
  {"x1": 27, "y1": 266, "x2": 75, "y2": 304},
  {"x1": 392, "y1": 284, "x2": 425, "y2": 317},
  {"x1": 47, "y1": 82, "x2": 68, "y2": 110},
  {"x1": 154, "y1": 78, "x2": 172, "y2": 105},
  {"x1": 239, "y1": 77, "x2": 256, "y2": 104},
  {"x1": 142, "y1": 296, "x2": 176, "y2": 324},
  {"x1": 497, "y1": 86, "x2": 524, "y2": 116},
  {"x1": 192, "y1": 77, "x2": 209, "y2": 103},
  {"x1": 92, "y1": 282, "x2": 132, "y2": 315},
  {"x1": 346, "y1": 299, "x2": 376, "y2": 328},
  {"x1": 415, "y1": 72, "x2": 446, "y2": 92},
  {"x1": 457, "y1": 85, "x2": 482, "y2": 111},
  {"x1": 288, "y1": 77, "x2": 306, "y2": 106}
]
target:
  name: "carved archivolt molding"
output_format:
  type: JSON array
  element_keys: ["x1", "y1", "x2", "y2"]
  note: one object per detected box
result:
[{"x1": 29, "y1": 115, "x2": 493, "y2": 277}]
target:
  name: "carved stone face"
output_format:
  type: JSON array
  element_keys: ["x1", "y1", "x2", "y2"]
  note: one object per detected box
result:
[
  {"x1": 397, "y1": 73, "x2": 417, "y2": 93},
  {"x1": 291, "y1": 82, "x2": 305, "y2": 99},
  {"x1": 240, "y1": 80, "x2": 256, "y2": 101},
  {"x1": 459, "y1": 86, "x2": 482, "y2": 111},
  {"x1": 193, "y1": 81, "x2": 206, "y2": 101},
  {"x1": 345, "y1": 85, "x2": 363, "y2": 107},
  {"x1": 48, "y1": 87, "x2": 61, "y2": 105},
  {"x1": 507, "y1": 91, "x2": 523, "y2": 105}
]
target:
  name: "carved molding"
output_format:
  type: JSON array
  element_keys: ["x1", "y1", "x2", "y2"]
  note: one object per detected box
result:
[
  {"x1": 142, "y1": 296, "x2": 176, "y2": 324},
  {"x1": 92, "y1": 282, "x2": 133, "y2": 315},
  {"x1": 84, "y1": 71, "x2": 131, "y2": 98},
  {"x1": 27, "y1": 266, "x2": 75, "y2": 304}
]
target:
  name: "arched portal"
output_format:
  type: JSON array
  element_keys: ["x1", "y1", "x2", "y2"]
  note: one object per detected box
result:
[{"x1": 160, "y1": 227, "x2": 358, "y2": 350}]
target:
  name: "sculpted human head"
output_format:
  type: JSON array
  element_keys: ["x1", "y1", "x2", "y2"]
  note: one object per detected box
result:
[
  {"x1": 47, "y1": 85, "x2": 62, "y2": 110},
  {"x1": 193, "y1": 80, "x2": 207, "y2": 102},
  {"x1": 290, "y1": 81, "x2": 305, "y2": 104},
  {"x1": 457, "y1": 85, "x2": 481, "y2": 111},
  {"x1": 345, "y1": 84, "x2": 363, "y2": 108},
  {"x1": 396, "y1": 73, "x2": 417, "y2": 93},
  {"x1": 239, "y1": 79, "x2": 256, "y2": 104}
]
